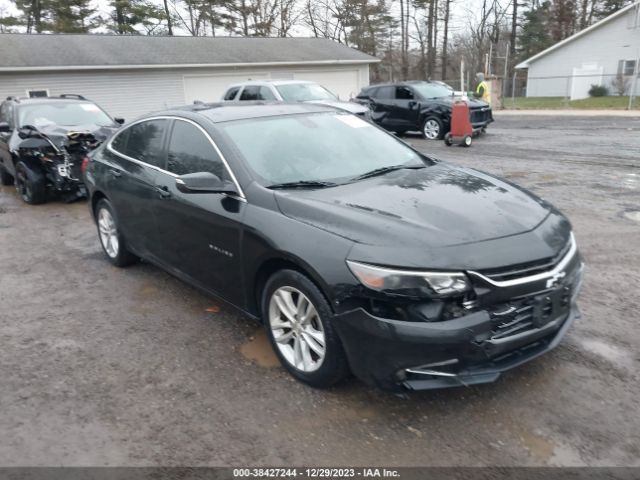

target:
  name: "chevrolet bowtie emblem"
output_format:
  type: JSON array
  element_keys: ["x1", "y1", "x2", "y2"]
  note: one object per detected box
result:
[{"x1": 546, "y1": 271, "x2": 566, "y2": 289}]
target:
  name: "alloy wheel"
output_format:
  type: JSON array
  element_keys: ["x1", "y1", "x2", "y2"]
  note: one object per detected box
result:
[
  {"x1": 98, "y1": 208, "x2": 119, "y2": 258},
  {"x1": 268, "y1": 286, "x2": 326, "y2": 372},
  {"x1": 423, "y1": 119, "x2": 440, "y2": 139}
]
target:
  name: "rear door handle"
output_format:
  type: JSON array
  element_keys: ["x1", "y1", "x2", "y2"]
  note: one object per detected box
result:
[
  {"x1": 109, "y1": 169, "x2": 122, "y2": 178},
  {"x1": 155, "y1": 185, "x2": 171, "y2": 199}
]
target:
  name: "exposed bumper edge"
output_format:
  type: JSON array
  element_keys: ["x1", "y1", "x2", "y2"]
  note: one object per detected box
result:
[{"x1": 333, "y1": 304, "x2": 579, "y2": 392}]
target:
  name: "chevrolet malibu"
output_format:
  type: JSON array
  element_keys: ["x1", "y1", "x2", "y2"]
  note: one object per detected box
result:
[{"x1": 84, "y1": 103, "x2": 583, "y2": 391}]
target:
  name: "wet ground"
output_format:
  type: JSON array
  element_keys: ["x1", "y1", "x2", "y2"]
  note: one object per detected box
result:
[{"x1": 0, "y1": 115, "x2": 639, "y2": 467}]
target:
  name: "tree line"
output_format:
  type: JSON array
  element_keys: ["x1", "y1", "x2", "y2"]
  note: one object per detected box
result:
[{"x1": 0, "y1": 0, "x2": 634, "y2": 85}]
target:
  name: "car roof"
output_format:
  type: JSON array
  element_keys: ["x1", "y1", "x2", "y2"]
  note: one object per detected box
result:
[
  {"x1": 155, "y1": 102, "x2": 339, "y2": 123},
  {"x1": 364, "y1": 80, "x2": 437, "y2": 89},
  {"x1": 227, "y1": 79, "x2": 316, "y2": 89},
  {"x1": 5, "y1": 97, "x2": 96, "y2": 107}
]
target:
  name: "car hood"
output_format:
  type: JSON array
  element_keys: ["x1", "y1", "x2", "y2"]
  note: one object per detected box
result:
[
  {"x1": 31, "y1": 123, "x2": 118, "y2": 147},
  {"x1": 305, "y1": 99, "x2": 369, "y2": 114},
  {"x1": 274, "y1": 163, "x2": 571, "y2": 270}
]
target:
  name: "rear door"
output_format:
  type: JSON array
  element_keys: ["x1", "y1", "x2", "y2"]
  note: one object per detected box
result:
[
  {"x1": 151, "y1": 118, "x2": 246, "y2": 305},
  {"x1": 105, "y1": 118, "x2": 169, "y2": 257},
  {"x1": 368, "y1": 86, "x2": 398, "y2": 129}
]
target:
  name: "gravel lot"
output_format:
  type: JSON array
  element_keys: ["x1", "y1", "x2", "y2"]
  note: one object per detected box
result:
[{"x1": 0, "y1": 114, "x2": 638, "y2": 467}]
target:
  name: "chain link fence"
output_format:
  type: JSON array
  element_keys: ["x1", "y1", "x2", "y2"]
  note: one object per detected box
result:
[{"x1": 440, "y1": 72, "x2": 638, "y2": 110}]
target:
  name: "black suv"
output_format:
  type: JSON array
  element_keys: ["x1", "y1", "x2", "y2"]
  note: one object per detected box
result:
[
  {"x1": 355, "y1": 80, "x2": 493, "y2": 140},
  {"x1": 0, "y1": 95, "x2": 122, "y2": 204}
]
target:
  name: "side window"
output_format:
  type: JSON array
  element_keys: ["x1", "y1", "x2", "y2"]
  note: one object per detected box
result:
[
  {"x1": 239, "y1": 86, "x2": 260, "y2": 101},
  {"x1": 258, "y1": 86, "x2": 277, "y2": 100},
  {"x1": 224, "y1": 87, "x2": 240, "y2": 100},
  {"x1": 376, "y1": 86, "x2": 394, "y2": 99},
  {"x1": 166, "y1": 120, "x2": 226, "y2": 179},
  {"x1": 123, "y1": 119, "x2": 168, "y2": 168},
  {"x1": 395, "y1": 87, "x2": 414, "y2": 100}
]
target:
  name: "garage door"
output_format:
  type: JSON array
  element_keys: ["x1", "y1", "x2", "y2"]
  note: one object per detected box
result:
[
  {"x1": 293, "y1": 70, "x2": 360, "y2": 100},
  {"x1": 183, "y1": 73, "x2": 269, "y2": 103}
]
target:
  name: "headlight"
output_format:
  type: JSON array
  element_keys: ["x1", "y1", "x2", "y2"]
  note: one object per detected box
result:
[{"x1": 346, "y1": 260, "x2": 471, "y2": 297}]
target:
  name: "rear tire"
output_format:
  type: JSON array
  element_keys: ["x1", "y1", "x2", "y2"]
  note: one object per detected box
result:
[
  {"x1": 0, "y1": 166, "x2": 14, "y2": 186},
  {"x1": 462, "y1": 135, "x2": 472, "y2": 147},
  {"x1": 262, "y1": 269, "x2": 350, "y2": 388},
  {"x1": 15, "y1": 161, "x2": 46, "y2": 204},
  {"x1": 95, "y1": 198, "x2": 138, "y2": 267}
]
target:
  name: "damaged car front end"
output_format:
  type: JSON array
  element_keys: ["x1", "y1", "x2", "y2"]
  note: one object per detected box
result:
[{"x1": 15, "y1": 125, "x2": 113, "y2": 202}]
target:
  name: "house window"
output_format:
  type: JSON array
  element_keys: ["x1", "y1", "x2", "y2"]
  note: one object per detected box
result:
[
  {"x1": 26, "y1": 89, "x2": 49, "y2": 98},
  {"x1": 618, "y1": 60, "x2": 638, "y2": 76}
]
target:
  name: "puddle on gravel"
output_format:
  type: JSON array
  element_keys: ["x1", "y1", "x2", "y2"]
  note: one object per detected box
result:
[
  {"x1": 239, "y1": 329, "x2": 280, "y2": 368},
  {"x1": 577, "y1": 338, "x2": 636, "y2": 371},
  {"x1": 622, "y1": 210, "x2": 640, "y2": 223},
  {"x1": 623, "y1": 173, "x2": 639, "y2": 190}
]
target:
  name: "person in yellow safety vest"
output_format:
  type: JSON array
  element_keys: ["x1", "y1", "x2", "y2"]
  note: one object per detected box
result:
[{"x1": 473, "y1": 72, "x2": 491, "y2": 104}]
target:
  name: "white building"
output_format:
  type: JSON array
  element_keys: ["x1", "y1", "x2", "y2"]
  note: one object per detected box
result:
[
  {"x1": 0, "y1": 34, "x2": 378, "y2": 120},
  {"x1": 516, "y1": 2, "x2": 640, "y2": 99}
]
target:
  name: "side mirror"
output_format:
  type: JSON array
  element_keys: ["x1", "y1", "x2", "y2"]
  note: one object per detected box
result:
[
  {"x1": 175, "y1": 172, "x2": 237, "y2": 194},
  {"x1": 18, "y1": 125, "x2": 38, "y2": 139},
  {"x1": 0, "y1": 122, "x2": 11, "y2": 133},
  {"x1": 114, "y1": 117, "x2": 125, "y2": 125},
  {"x1": 357, "y1": 94, "x2": 371, "y2": 100}
]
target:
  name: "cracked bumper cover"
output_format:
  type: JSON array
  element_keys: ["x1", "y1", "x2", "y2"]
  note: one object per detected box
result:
[{"x1": 332, "y1": 302, "x2": 579, "y2": 391}]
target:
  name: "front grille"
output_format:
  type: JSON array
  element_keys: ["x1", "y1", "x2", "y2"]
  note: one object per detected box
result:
[
  {"x1": 480, "y1": 239, "x2": 573, "y2": 282},
  {"x1": 488, "y1": 286, "x2": 572, "y2": 341},
  {"x1": 470, "y1": 108, "x2": 491, "y2": 124}
]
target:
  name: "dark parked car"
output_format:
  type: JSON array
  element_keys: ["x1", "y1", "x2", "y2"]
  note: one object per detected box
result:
[
  {"x1": 0, "y1": 95, "x2": 122, "y2": 204},
  {"x1": 85, "y1": 103, "x2": 583, "y2": 391},
  {"x1": 355, "y1": 80, "x2": 493, "y2": 140}
]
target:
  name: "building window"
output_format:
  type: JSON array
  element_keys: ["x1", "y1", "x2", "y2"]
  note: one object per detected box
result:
[
  {"x1": 26, "y1": 89, "x2": 49, "y2": 98},
  {"x1": 618, "y1": 60, "x2": 638, "y2": 76}
]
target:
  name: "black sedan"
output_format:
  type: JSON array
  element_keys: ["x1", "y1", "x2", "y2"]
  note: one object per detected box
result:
[
  {"x1": 355, "y1": 80, "x2": 493, "y2": 140},
  {"x1": 84, "y1": 103, "x2": 582, "y2": 391}
]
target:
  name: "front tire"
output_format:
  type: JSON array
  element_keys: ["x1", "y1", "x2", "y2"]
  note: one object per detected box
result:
[
  {"x1": 0, "y1": 166, "x2": 14, "y2": 186},
  {"x1": 15, "y1": 161, "x2": 46, "y2": 204},
  {"x1": 95, "y1": 198, "x2": 138, "y2": 267},
  {"x1": 262, "y1": 269, "x2": 349, "y2": 388},
  {"x1": 421, "y1": 116, "x2": 444, "y2": 140}
]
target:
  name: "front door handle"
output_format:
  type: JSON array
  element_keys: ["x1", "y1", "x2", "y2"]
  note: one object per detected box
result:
[
  {"x1": 109, "y1": 169, "x2": 122, "y2": 178},
  {"x1": 155, "y1": 185, "x2": 172, "y2": 199}
]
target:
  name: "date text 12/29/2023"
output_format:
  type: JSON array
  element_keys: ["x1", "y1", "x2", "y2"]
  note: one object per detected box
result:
[{"x1": 233, "y1": 468, "x2": 400, "y2": 478}]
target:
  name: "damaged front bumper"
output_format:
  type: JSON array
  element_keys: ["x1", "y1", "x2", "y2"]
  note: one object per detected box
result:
[
  {"x1": 333, "y1": 259, "x2": 584, "y2": 392},
  {"x1": 333, "y1": 304, "x2": 579, "y2": 391}
]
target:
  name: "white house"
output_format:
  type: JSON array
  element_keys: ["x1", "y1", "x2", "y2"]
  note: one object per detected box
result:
[
  {"x1": 516, "y1": 2, "x2": 640, "y2": 99},
  {"x1": 0, "y1": 34, "x2": 378, "y2": 120}
]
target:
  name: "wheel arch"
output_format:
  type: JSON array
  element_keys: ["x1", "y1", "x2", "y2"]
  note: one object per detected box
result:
[
  {"x1": 251, "y1": 255, "x2": 335, "y2": 321},
  {"x1": 90, "y1": 190, "x2": 108, "y2": 220}
]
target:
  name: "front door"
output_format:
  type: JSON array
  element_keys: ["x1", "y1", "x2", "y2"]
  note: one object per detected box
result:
[
  {"x1": 391, "y1": 86, "x2": 421, "y2": 128},
  {"x1": 151, "y1": 119, "x2": 246, "y2": 305}
]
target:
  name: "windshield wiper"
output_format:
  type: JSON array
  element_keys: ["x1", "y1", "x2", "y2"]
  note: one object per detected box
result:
[
  {"x1": 267, "y1": 180, "x2": 338, "y2": 190},
  {"x1": 351, "y1": 164, "x2": 425, "y2": 181}
]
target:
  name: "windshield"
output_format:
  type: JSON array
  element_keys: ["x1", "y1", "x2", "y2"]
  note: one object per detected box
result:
[
  {"x1": 276, "y1": 83, "x2": 337, "y2": 102},
  {"x1": 220, "y1": 113, "x2": 429, "y2": 186},
  {"x1": 19, "y1": 103, "x2": 114, "y2": 128},
  {"x1": 411, "y1": 82, "x2": 453, "y2": 99}
]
